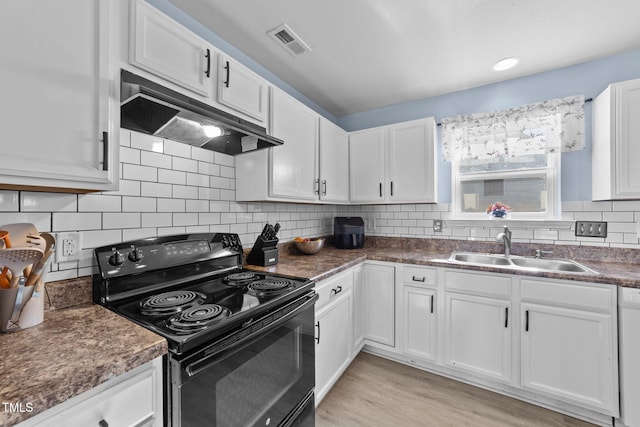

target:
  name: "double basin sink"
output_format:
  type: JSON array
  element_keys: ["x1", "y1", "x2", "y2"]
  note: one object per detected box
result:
[{"x1": 446, "y1": 252, "x2": 598, "y2": 275}]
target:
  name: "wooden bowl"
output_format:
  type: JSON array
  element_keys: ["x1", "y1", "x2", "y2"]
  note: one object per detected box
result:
[{"x1": 293, "y1": 238, "x2": 325, "y2": 255}]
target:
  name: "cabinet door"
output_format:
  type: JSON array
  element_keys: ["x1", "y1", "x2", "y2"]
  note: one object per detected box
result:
[
  {"x1": 521, "y1": 303, "x2": 616, "y2": 413},
  {"x1": 130, "y1": 0, "x2": 212, "y2": 97},
  {"x1": 269, "y1": 88, "x2": 319, "y2": 201},
  {"x1": 444, "y1": 292, "x2": 512, "y2": 384},
  {"x1": 217, "y1": 54, "x2": 267, "y2": 122},
  {"x1": 319, "y1": 118, "x2": 350, "y2": 203},
  {"x1": 0, "y1": 0, "x2": 118, "y2": 192},
  {"x1": 403, "y1": 286, "x2": 437, "y2": 363},
  {"x1": 349, "y1": 128, "x2": 386, "y2": 202},
  {"x1": 315, "y1": 289, "x2": 352, "y2": 404},
  {"x1": 352, "y1": 266, "x2": 365, "y2": 353},
  {"x1": 364, "y1": 264, "x2": 395, "y2": 347},
  {"x1": 614, "y1": 79, "x2": 640, "y2": 198},
  {"x1": 387, "y1": 118, "x2": 437, "y2": 202}
]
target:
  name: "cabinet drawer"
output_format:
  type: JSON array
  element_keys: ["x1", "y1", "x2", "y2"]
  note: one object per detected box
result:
[
  {"x1": 403, "y1": 265, "x2": 437, "y2": 287},
  {"x1": 521, "y1": 279, "x2": 614, "y2": 312},
  {"x1": 444, "y1": 270, "x2": 511, "y2": 299},
  {"x1": 315, "y1": 270, "x2": 354, "y2": 310}
]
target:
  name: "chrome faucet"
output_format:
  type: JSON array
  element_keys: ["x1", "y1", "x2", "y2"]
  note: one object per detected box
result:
[{"x1": 496, "y1": 226, "x2": 512, "y2": 257}]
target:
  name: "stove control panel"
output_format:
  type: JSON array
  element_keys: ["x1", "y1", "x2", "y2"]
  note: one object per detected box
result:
[{"x1": 94, "y1": 233, "x2": 243, "y2": 278}]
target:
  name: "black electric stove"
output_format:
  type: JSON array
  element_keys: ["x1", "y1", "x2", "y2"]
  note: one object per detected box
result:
[{"x1": 92, "y1": 233, "x2": 315, "y2": 355}]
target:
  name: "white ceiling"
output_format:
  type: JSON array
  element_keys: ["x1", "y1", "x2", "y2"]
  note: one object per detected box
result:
[{"x1": 169, "y1": 0, "x2": 640, "y2": 117}]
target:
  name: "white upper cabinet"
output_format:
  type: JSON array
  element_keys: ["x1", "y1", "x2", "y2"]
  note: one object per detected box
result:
[
  {"x1": 319, "y1": 118, "x2": 350, "y2": 203},
  {"x1": 269, "y1": 88, "x2": 319, "y2": 200},
  {"x1": 0, "y1": 0, "x2": 119, "y2": 192},
  {"x1": 217, "y1": 54, "x2": 268, "y2": 123},
  {"x1": 387, "y1": 118, "x2": 437, "y2": 202},
  {"x1": 349, "y1": 127, "x2": 386, "y2": 202},
  {"x1": 130, "y1": 0, "x2": 212, "y2": 97},
  {"x1": 349, "y1": 117, "x2": 437, "y2": 204},
  {"x1": 592, "y1": 77, "x2": 640, "y2": 200}
]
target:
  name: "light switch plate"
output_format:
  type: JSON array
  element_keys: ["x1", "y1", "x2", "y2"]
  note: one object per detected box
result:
[{"x1": 575, "y1": 221, "x2": 607, "y2": 238}]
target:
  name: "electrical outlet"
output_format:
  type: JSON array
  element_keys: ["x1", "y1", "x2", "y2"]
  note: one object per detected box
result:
[
  {"x1": 433, "y1": 219, "x2": 443, "y2": 232},
  {"x1": 575, "y1": 221, "x2": 607, "y2": 238},
  {"x1": 56, "y1": 232, "x2": 82, "y2": 262}
]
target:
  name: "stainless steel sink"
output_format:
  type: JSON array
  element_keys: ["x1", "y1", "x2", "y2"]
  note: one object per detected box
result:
[{"x1": 447, "y1": 252, "x2": 598, "y2": 274}]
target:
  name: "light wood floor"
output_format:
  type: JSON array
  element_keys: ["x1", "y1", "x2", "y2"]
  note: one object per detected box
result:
[{"x1": 316, "y1": 352, "x2": 596, "y2": 427}]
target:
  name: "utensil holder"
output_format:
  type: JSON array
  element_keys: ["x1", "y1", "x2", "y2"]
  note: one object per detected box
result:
[
  {"x1": 246, "y1": 236, "x2": 279, "y2": 266},
  {"x1": 0, "y1": 285, "x2": 37, "y2": 332}
]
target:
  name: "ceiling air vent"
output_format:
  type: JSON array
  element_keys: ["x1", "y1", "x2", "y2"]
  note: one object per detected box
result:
[{"x1": 267, "y1": 24, "x2": 311, "y2": 56}]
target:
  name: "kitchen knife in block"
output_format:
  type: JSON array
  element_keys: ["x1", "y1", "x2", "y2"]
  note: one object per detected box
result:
[{"x1": 246, "y1": 235, "x2": 279, "y2": 266}]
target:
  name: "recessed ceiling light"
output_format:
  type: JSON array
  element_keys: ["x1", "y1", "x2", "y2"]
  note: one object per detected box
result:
[{"x1": 493, "y1": 57, "x2": 519, "y2": 71}]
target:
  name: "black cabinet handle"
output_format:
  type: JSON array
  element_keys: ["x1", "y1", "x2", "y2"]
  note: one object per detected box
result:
[
  {"x1": 391, "y1": 181, "x2": 394, "y2": 196},
  {"x1": 330, "y1": 285, "x2": 342, "y2": 296},
  {"x1": 99, "y1": 420, "x2": 109, "y2": 427},
  {"x1": 224, "y1": 60, "x2": 230, "y2": 87},
  {"x1": 430, "y1": 295, "x2": 434, "y2": 314},
  {"x1": 205, "y1": 49, "x2": 211, "y2": 78},
  {"x1": 315, "y1": 321, "x2": 320, "y2": 344},
  {"x1": 314, "y1": 178, "x2": 319, "y2": 195},
  {"x1": 102, "y1": 131, "x2": 109, "y2": 171},
  {"x1": 525, "y1": 310, "x2": 529, "y2": 332},
  {"x1": 504, "y1": 307, "x2": 509, "y2": 328},
  {"x1": 379, "y1": 182, "x2": 382, "y2": 197},
  {"x1": 322, "y1": 180, "x2": 327, "y2": 196},
  {"x1": 412, "y1": 275, "x2": 426, "y2": 282}
]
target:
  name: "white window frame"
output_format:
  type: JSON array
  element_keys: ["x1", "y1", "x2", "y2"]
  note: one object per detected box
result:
[{"x1": 451, "y1": 152, "x2": 560, "y2": 220}]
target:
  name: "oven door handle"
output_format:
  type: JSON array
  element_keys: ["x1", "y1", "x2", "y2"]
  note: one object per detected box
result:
[{"x1": 184, "y1": 292, "x2": 318, "y2": 378}]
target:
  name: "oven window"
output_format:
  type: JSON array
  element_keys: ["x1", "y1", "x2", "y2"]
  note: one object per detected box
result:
[
  {"x1": 217, "y1": 330, "x2": 300, "y2": 425},
  {"x1": 179, "y1": 308, "x2": 315, "y2": 427}
]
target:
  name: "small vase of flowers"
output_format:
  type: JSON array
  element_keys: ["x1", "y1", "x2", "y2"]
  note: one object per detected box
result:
[{"x1": 486, "y1": 202, "x2": 511, "y2": 218}]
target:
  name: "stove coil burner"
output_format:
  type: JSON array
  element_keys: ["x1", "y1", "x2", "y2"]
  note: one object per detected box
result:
[
  {"x1": 247, "y1": 278, "x2": 295, "y2": 296},
  {"x1": 139, "y1": 290, "x2": 206, "y2": 316},
  {"x1": 167, "y1": 304, "x2": 230, "y2": 333},
  {"x1": 223, "y1": 271, "x2": 258, "y2": 287}
]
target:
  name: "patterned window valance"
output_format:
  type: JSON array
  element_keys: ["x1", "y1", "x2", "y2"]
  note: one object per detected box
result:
[{"x1": 441, "y1": 95, "x2": 585, "y2": 162}]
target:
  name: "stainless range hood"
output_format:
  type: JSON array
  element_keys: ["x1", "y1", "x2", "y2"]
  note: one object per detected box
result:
[{"x1": 120, "y1": 70, "x2": 283, "y2": 155}]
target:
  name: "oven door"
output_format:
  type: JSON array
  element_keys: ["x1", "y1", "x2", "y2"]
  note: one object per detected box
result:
[{"x1": 170, "y1": 292, "x2": 317, "y2": 427}]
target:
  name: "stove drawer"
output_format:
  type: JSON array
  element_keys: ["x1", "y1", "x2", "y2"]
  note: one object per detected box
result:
[{"x1": 315, "y1": 270, "x2": 354, "y2": 310}]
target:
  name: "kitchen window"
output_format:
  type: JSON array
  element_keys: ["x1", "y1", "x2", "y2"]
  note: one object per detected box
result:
[{"x1": 442, "y1": 95, "x2": 585, "y2": 220}]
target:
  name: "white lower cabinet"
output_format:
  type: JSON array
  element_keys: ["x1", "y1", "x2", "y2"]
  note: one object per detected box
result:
[
  {"x1": 352, "y1": 266, "x2": 365, "y2": 355},
  {"x1": 315, "y1": 270, "x2": 354, "y2": 405},
  {"x1": 520, "y1": 279, "x2": 618, "y2": 416},
  {"x1": 363, "y1": 263, "x2": 395, "y2": 348},
  {"x1": 403, "y1": 286, "x2": 437, "y2": 363},
  {"x1": 20, "y1": 358, "x2": 163, "y2": 427},
  {"x1": 444, "y1": 292, "x2": 512, "y2": 384}
]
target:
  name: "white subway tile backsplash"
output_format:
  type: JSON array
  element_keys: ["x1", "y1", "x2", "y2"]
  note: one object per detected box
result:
[
  {"x1": 198, "y1": 212, "x2": 221, "y2": 225},
  {"x1": 198, "y1": 162, "x2": 220, "y2": 176},
  {"x1": 53, "y1": 212, "x2": 101, "y2": 231},
  {"x1": 191, "y1": 146, "x2": 214, "y2": 163},
  {"x1": 214, "y1": 152, "x2": 234, "y2": 167},
  {"x1": 142, "y1": 213, "x2": 173, "y2": 228},
  {"x1": 141, "y1": 182, "x2": 172, "y2": 198},
  {"x1": 107, "y1": 179, "x2": 141, "y2": 197},
  {"x1": 158, "y1": 169, "x2": 187, "y2": 185},
  {"x1": 21, "y1": 192, "x2": 76, "y2": 212},
  {"x1": 120, "y1": 147, "x2": 141, "y2": 164},
  {"x1": 122, "y1": 196, "x2": 157, "y2": 212},
  {"x1": 78, "y1": 194, "x2": 122, "y2": 212},
  {"x1": 185, "y1": 200, "x2": 209, "y2": 212},
  {"x1": 603, "y1": 211, "x2": 634, "y2": 222},
  {"x1": 0, "y1": 191, "x2": 19, "y2": 212},
  {"x1": 131, "y1": 132, "x2": 163, "y2": 152},
  {"x1": 210, "y1": 176, "x2": 231, "y2": 189},
  {"x1": 103, "y1": 212, "x2": 141, "y2": 229},
  {"x1": 220, "y1": 165, "x2": 234, "y2": 178},
  {"x1": 172, "y1": 185, "x2": 198, "y2": 199},
  {"x1": 123, "y1": 228, "x2": 156, "y2": 241},
  {"x1": 173, "y1": 213, "x2": 198, "y2": 226},
  {"x1": 164, "y1": 140, "x2": 191, "y2": 158},
  {"x1": 172, "y1": 157, "x2": 198, "y2": 173},
  {"x1": 157, "y1": 198, "x2": 186, "y2": 213},
  {"x1": 141, "y1": 151, "x2": 172, "y2": 169},
  {"x1": 122, "y1": 164, "x2": 158, "y2": 182},
  {"x1": 0, "y1": 213, "x2": 51, "y2": 232},
  {"x1": 186, "y1": 173, "x2": 209, "y2": 187}
]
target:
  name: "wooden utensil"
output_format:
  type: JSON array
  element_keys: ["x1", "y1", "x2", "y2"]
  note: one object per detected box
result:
[
  {"x1": 0, "y1": 223, "x2": 40, "y2": 279},
  {"x1": 0, "y1": 230, "x2": 12, "y2": 288}
]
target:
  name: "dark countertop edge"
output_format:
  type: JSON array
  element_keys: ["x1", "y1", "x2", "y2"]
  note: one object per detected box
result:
[{"x1": 0, "y1": 304, "x2": 167, "y2": 426}]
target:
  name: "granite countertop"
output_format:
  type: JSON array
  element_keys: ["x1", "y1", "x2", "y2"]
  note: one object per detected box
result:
[
  {"x1": 248, "y1": 238, "x2": 640, "y2": 288},
  {"x1": 0, "y1": 303, "x2": 167, "y2": 426}
]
